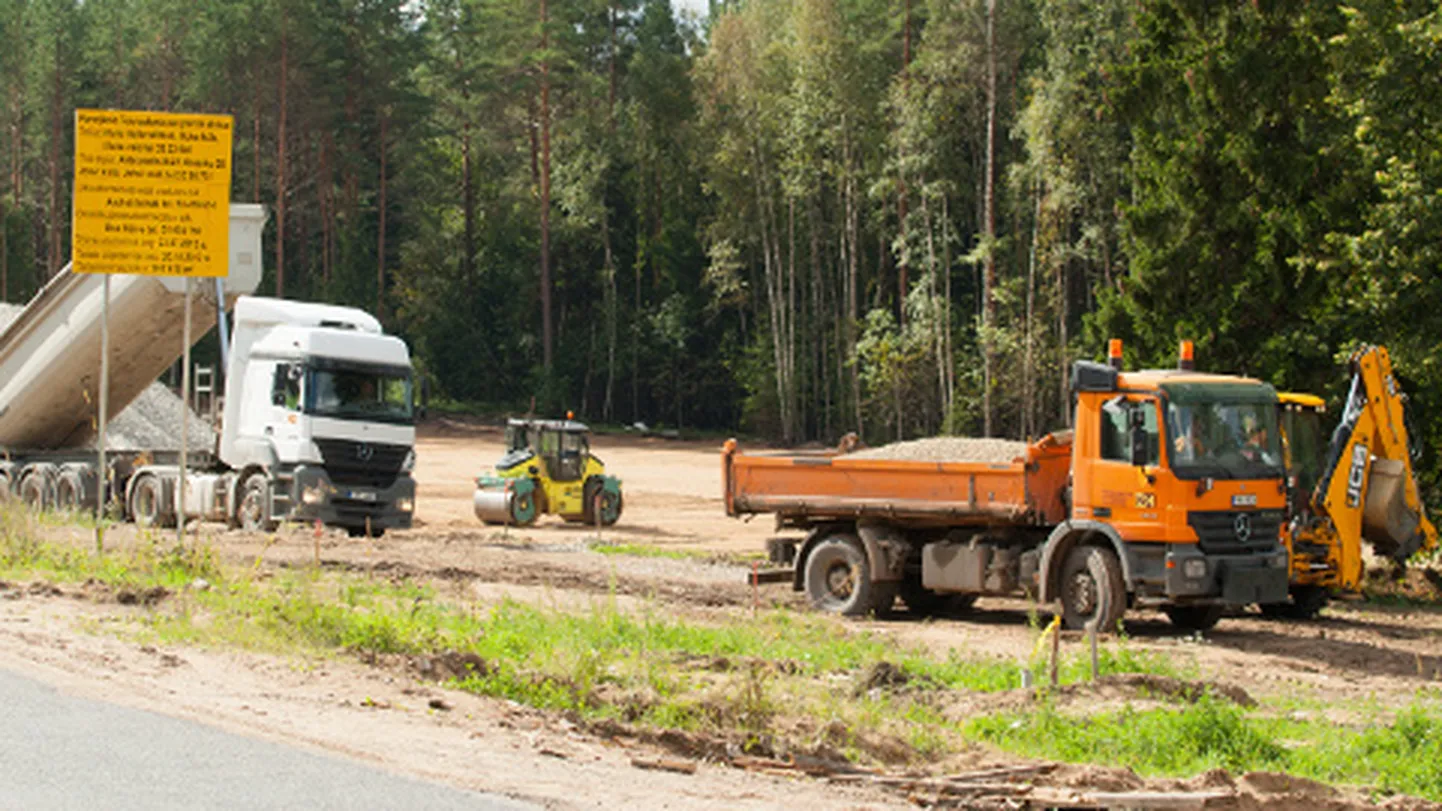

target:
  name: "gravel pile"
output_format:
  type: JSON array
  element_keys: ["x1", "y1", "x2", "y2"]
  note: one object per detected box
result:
[
  {"x1": 91, "y1": 381, "x2": 217, "y2": 453},
  {"x1": 847, "y1": 436, "x2": 1027, "y2": 464}
]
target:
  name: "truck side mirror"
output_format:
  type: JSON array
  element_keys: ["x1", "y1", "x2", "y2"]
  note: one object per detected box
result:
[
  {"x1": 1128, "y1": 407, "x2": 1150, "y2": 467},
  {"x1": 272, "y1": 391, "x2": 286, "y2": 407}
]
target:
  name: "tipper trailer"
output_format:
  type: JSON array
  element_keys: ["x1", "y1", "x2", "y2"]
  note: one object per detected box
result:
[
  {"x1": 723, "y1": 341, "x2": 1292, "y2": 631},
  {"x1": 0, "y1": 203, "x2": 417, "y2": 537}
]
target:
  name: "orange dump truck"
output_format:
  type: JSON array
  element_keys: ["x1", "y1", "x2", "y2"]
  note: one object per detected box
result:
[{"x1": 723, "y1": 342, "x2": 1292, "y2": 631}]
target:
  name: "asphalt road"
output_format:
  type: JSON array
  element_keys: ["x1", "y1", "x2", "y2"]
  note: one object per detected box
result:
[{"x1": 0, "y1": 667, "x2": 534, "y2": 810}]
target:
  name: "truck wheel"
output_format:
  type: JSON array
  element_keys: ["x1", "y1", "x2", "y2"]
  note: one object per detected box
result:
[
  {"x1": 129, "y1": 475, "x2": 172, "y2": 528},
  {"x1": 18, "y1": 474, "x2": 49, "y2": 512},
  {"x1": 238, "y1": 475, "x2": 278, "y2": 533},
  {"x1": 346, "y1": 526, "x2": 386, "y2": 539},
  {"x1": 899, "y1": 579, "x2": 977, "y2": 616},
  {"x1": 1058, "y1": 544, "x2": 1126, "y2": 632},
  {"x1": 804, "y1": 534, "x2": 893, "y2": 617},
  {"x1": 54, "y1": 470, "x2": 87, "y2": 514},
  {"x1": 1165, "y1": 605, "x2": 1224, "y2": 632}
]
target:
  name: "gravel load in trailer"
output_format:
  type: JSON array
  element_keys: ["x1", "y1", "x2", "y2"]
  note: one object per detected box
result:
[{"x1": 846, "y1": 436, "x2": 1027, "y2": 464}]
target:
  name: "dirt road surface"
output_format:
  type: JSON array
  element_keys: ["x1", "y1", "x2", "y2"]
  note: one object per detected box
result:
[{"x1": 2, "y1": 418, "x2": 1440, "y2": 807}]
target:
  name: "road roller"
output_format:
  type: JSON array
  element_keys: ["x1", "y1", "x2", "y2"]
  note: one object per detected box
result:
[{"x1": 473, "y1": 416, "x2": 623, "y2": 527}]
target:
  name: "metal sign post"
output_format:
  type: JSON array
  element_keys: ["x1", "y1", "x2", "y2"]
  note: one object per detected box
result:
[
  {"x1": 179, "y1": 279, "x2": 191, "y2": 543},
  {"x1": 96, "y1": 275, "x2": 109, "y2": 551}
]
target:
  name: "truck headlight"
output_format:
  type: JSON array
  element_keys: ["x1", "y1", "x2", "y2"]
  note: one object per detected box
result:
[
  {"x1": 401, "y1": 449, "x2": 416, "y2": 473},
  {"x1": 1183, "y1": 559, "x2": 1207, "y2": 579},
  {"x1": 301, "y1": 485, "x2": 325, "y2": 505},
  {"x1": 396, "y1": 497, "x2": 414, "y2": 513}
]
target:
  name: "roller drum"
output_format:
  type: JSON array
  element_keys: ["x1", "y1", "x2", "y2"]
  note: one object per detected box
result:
[{"x1": 473, "y1": 487, "x2": 515, "y2": 525}]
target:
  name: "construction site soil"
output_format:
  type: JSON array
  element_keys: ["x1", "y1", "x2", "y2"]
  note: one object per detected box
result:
[{"x1": 3, "y1": 417, "x2": 1441, "y2": 808}]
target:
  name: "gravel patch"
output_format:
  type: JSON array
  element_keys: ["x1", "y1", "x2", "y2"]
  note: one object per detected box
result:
[
  {"x1": 92, "y1": 381, "x2": 217, "y2": 452},
  {"x1": 847, "y1": 436, "x2": 1027, "y2": 464}
]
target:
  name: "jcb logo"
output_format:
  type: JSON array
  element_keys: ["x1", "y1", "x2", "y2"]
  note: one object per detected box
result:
[{"x1": 1345, "y1": 444, "x2": 1368, "y2": 507}]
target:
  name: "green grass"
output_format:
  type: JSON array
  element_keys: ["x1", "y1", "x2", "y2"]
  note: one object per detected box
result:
[
  {"x1": 967, "y1": 696, "x2": 1442, "y2": 801},
  {"x1": 9, "y1": 504, "x2": 1440, "y2": 797}
]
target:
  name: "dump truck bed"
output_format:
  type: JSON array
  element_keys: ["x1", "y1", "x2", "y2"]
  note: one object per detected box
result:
[
  {"x1": 0, "y1": 204, "x2": 263, "y2": 450},
  {"x1": 721, "y1": 432, "x2": 1073, "y2": 527}
]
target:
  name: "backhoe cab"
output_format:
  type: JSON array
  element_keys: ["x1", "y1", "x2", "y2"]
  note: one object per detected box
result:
[{"x1": 472, "y1": 416, "x2": 622, "y2": 527}]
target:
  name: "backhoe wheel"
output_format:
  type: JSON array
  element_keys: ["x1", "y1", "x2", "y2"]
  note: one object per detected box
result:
[
  {"x1": 1260, "y1": 586, "x2": 1328, "y2": 620},
  {"x1": 1059, "y1": 544, "x2": 1126, "y2": 632},
  {"x1": 899, "y1": 578, "x2": 977, "y2": 616},
  {"x1": 804, "y1": 533, "x2": 893, "y2": 617},
  {"x1": 129, "y1": 475, "x2": 172, "y2": 529},
  {"x1": 1165, "y1": 605, "x2": 1224, "y2": 632},
  {"x1": 238, "y1": 475, "x2": 278, "y2": 533}
]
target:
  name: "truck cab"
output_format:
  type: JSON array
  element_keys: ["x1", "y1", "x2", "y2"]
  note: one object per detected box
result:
[
  {"x1": 1059, "y1": 351, "x2": 1290, "y2": 628},
  {"x1": 222, "y1": 297, "x2": 416, "y2": 536}
]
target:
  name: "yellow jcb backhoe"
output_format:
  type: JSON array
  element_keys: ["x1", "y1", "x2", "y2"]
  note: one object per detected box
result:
[{"x1": 1265, "y1": 346, "x2": 1437, "y2": 618}]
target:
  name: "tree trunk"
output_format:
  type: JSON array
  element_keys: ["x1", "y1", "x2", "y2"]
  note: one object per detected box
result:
[
  {"x1": 461, "y1": 123, "x2": 474, "y2": 284},
  {"x1": 981, "y1": 0, "x2": 997, "y2": 438},
  {"x1": 46, "y1": 38, "x2": 62, "y2": 278},
  {"x1": 1024, "y1": 185, "x2": 1040, "y2": 439},
  {"x1": 274, "y1": 16, "x2": 289, "y2": 299},
  {"x1": 376, "y1": 109, "x2": 388, "y2": 320},
  {"x1": 252, "y1": 84, "x2": 261, "y2": 204},
  {"x1": 538, "y1": 0, "x2": 554, "y2": 372},
  {"x1": 895, "y1": 0, "x2": 912, "y2": 324}
]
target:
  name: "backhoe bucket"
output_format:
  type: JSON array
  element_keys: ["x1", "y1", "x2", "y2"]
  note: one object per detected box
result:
[{"x1": 1363, "y1": 458, "x2": 1424, "y2": 560}]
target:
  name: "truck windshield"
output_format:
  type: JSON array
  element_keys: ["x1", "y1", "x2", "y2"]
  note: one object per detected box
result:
[
  {"x1": 1166, "y1": 399, "x2": 1283, "y2": 480},
  {"x1": 305, "y1": 365, "x2": 413, "y2": 424}
]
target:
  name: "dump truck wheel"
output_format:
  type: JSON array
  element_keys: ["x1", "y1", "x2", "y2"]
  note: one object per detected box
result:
[
  {"x1": 1165, "y1": 605, "x2": 1224, "y2": 632},
  {"x1": 804, "y1": 533, "x2": 893, "y2": 617},
  {"x1": 346, "y1": 525, "x2": 386, "y2": 539},
  {"x1": 19, "y1": 473, "x2": 49, "y2": 512},
  {"x1": 238, "y1": 475, "x2": 278, "y2": 533},
  {"x1": 54, "y1": 470, "x2": 87, "y2": 514},
  {"x1": 1059, "y1": 544, "x2": 1126, "y2": 632},
  {"x1": 130, "y1": 475, "x2": 174, "y2": 529}
]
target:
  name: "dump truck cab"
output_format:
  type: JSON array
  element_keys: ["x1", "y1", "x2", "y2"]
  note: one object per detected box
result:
[{"x1": 1053, "y1": 349, "x2": 1291, "y2": 628}]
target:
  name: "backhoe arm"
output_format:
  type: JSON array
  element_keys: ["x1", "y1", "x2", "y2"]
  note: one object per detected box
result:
[{"x1": 1315, "y1": 347, "x2": 1437, "y2": 584}]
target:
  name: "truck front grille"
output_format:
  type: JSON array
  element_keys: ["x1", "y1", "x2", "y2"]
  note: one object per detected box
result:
[
  {"x1": 313, "y1": 439, "x2": 408, "y2": 488},
  {"x1": 1187, "y1": 510, "x2": 1284, "y2": 555}
]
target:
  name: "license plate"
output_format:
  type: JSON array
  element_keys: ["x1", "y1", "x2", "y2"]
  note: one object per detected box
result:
[
  {"x1": 1231, "y1": 493, "x2": 1257, "y2": 507},
  {"x1": 348, "y1": 490, "x2": 378, "y2": 502}
]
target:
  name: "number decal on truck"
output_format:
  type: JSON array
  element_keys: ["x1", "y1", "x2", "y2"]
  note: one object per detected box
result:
[{"x1": 1345, "y1": 443, "x2": 1368, "y2": 508}]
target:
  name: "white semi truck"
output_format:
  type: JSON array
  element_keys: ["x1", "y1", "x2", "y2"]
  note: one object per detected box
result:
[{"x1": 0, "y1": 203, "x2": 417, "y2": 537}]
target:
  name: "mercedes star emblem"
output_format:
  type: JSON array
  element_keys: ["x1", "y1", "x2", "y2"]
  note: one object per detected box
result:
[
  {"x1": 356, "y1": 443, "x2": 375, "y2": 462},
  {"x1": 1233, "y1": 513, "x2": 1252, "y2": 543}
]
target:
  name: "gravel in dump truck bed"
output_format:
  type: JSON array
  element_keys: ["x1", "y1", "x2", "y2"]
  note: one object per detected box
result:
[{"x1": 846, "y1": 436, "x2": 1027, "y2": 463}]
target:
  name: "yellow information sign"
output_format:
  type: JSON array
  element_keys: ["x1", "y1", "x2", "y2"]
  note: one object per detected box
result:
[{"x1": 72, "y1": 109, "x2": 234, "y2": 277}]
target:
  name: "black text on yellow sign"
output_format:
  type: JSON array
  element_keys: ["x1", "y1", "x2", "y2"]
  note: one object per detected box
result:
[{"x1": 71, "y1": 109, "x2": 234, "y2": 277}]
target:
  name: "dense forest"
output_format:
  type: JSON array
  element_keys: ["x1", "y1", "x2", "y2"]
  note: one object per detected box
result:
[{"x1": 1, "y1": 0, "x2": 1439, "y2": 489}]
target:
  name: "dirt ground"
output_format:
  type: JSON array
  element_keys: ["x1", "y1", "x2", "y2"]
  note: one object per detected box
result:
[{"x1": 3, "y1": 417, "x2": 1442, "y2": 808}]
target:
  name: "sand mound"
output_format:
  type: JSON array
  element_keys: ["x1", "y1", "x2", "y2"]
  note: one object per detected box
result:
[{"x1": 847, "y1": 436, "x2": 1027, "y2": 464}]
